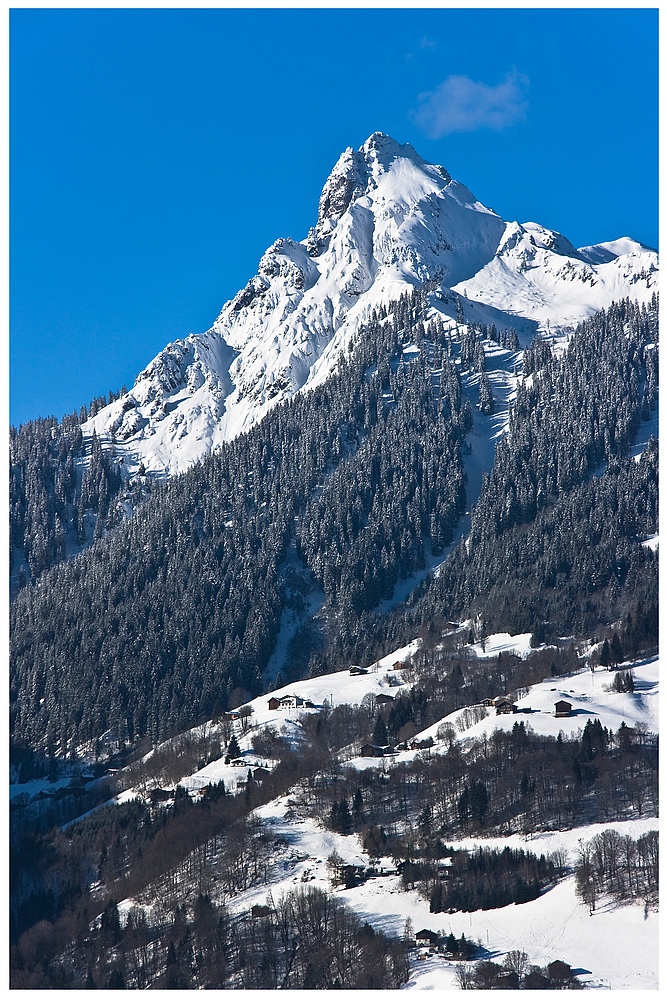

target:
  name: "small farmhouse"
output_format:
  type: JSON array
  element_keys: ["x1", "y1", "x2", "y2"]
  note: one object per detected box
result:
[
  {"x1": 409, "y1": 736, "x2": 435, "y2": 750},
  {"x1": 494, "y1": 697, "x2": 515, "y2": 715},
  {"x1": 554, "y1": 700, "x2": 572, "y2": 718},
  {"x1": 149, "y1": 787, "x2": 173, "y2": 803},
  {"x1": 340, "y1": 864, "x2": 366, "y2": 887},
  {"x1": 349, "y1": 666, "x2": 368, "y2": 676},
  {"x1": 360, "y1": 743, "x2": 387, "y2": 757},
  {"x1": 496, "y1": 970, "x2": 521, "y2": 989},
  {"x1": 415, "y1": 929, "x2": 440, "y2": 947},
  {"x1": 547, "y1": 960, "x2": 572, "y2": 983},
  {"x1": 524, "y1": 970, "x2": 550, "y2": 990},
  {"x1": 375, "y1": 693, "x2": 395, "y2": 705}
]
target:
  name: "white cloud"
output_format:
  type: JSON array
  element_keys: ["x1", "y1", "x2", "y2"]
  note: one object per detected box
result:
[{"x1": 415, "y1": 71, "x2": 529, "y2": 137}]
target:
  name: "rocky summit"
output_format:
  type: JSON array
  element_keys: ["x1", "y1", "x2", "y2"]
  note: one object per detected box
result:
[{"x1": 83, "y1": 134, "x2": 657, "y2": 476}]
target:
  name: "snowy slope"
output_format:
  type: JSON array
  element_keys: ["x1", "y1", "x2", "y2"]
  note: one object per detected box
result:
[
  {"x1": 234, "y1": 653, "x2": 659, "y2": 991},
  {"x1": 83, "y1": 133, "x2": 658, "y2": 476},
  {"x1": 454, "y1": 221, "x2": 658, "y2": 335},
  {"x1": 231, "y1": 809, "x2": 657, "y2": 991},
  {"x1": 110, "y1": 644, "x2": 658, "y2": 990},
  {"x1": 345, "y1": 653, "x2": 658, "y2": 772},
  {"x1": 120, "y1": 639, "x2": 657, "y2": 803}
]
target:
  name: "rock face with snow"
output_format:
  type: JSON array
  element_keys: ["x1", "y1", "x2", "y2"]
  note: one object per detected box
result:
[{"x1": 85, "y1": 132, "x2": 658, "y2": 475}]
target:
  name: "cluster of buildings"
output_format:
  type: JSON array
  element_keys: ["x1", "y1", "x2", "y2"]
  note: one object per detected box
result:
[
  {"x1": 267, "y1": 693, "x2": 315, "y2": 711},
  {"x1": 480, "y1": 695, "x2": 572, "y2": 717}
]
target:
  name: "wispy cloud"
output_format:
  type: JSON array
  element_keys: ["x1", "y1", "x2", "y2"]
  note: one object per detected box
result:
[{"x1": 415, "y1": 71, "x2": 529, "y2": 137}]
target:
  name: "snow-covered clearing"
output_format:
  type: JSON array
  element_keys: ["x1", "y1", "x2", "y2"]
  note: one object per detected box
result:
[
  {"x1": 105, "y1": 640, "x2": 659, "y2": 990},
  {"x1": 219, "y1": 801, "x2": 658, "y2": 990}
]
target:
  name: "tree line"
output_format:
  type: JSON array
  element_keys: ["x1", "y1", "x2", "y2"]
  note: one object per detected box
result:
[{"x1": 301, "y1": 717, "x2": 657, "y2": 847}]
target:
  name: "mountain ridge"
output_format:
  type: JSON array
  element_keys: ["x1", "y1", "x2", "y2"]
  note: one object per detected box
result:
[{"x1": 83, "y1": 133, "x2": 658, "y2": 476}]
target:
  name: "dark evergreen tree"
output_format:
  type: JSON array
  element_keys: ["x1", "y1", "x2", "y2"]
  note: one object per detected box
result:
[
  {"x1": 372, "y1": 714, "x2": 388, "y2": 747},
  {"x1": 226, "y1": 734, "x2": 241, "y2": 761}
]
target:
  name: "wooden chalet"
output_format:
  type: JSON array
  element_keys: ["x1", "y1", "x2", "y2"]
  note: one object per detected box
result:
[
  {"x1": 554, "y1": 700, "x2": 572, "y2": 718},
  {"x1": 496, "y1": 971, "x2": 521, "y2": 989},
  {"x1": 375, "y1": 693, "x2": 395, "y2": 705},
  {"x1": 360, "y1": 743, "x2": 387, "y2": 757},
  {"x1": 524, "y1": 970, "x2": 550, "y2": 990},
  {"x1": 340, "y1": 864, "x2": 366, "y2": 887},
  {"x1": 349, "y1": 666, "x2": 368, "y2": 676},
  {"x1": 547, "y1": 960, "x2": 572, "y2": 983},
  {"x1": 494, "y1": 697, "x2": 516, "y2": 715},
  {"x1": 415, "y1": 929, "x2": 439, "y2": 947},
  {"x1": 409, "y1": 735, "x2": 434, "y2": 750}
]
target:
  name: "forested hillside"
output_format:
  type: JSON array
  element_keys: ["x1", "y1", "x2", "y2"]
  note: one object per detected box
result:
[
  {"x1": 10, "y1": 291, "x2": 471, "y2": 753},
  {"x1": 414, "y1": 296, "x2": 658, "y2": 642},
  {"x1": 9, "y1": 389, "x2": 144, "y2": 593},
  {"x1": 10, "y1": 294, "x2": 658, "y2": 762}
]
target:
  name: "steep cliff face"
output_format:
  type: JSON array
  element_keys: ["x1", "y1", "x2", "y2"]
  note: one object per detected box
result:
[{"x1": 84, "y1": 133, "x2": 658, "y2": 476}]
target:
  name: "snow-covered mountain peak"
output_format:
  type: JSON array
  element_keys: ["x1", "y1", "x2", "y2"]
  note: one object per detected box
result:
[
  {"x1": 578, "y1": 236, "x2": 654, "y2": 264},
  {"x1": 360, "y1": 131, "x2": 430, "y2": 172},
  {"x1": 84, "y1": 134, "x2": 658, "y2": 477},
  {"x1": 316, "y1": 133, "x2": 451, "y2": 233},
  {"x1": 520, "y1": 222, "x2": 582, "y2": 258}
]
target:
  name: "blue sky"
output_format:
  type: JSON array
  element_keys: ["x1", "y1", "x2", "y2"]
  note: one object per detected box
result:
[{"x1": 10, "y1": 7, "x2": 658, "y2": 426}]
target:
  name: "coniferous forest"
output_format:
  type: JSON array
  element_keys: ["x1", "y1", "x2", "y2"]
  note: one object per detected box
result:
[
  {"x1": 423, "y1": 298, "x2": 658, "y2": 639},
  {"x1": 10, "y1": 295, "x2": 657, "y2": 757}
]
